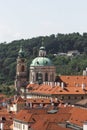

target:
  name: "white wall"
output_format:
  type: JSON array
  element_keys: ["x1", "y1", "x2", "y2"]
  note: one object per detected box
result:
[
  {"x1": 83, "y1": 122, "x2": 87, "y2": 130},
  {"x1": 13, "y1": 121, "x2": 29, "y2": 130}
]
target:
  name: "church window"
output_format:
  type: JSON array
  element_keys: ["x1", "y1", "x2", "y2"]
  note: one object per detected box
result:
[
  {"x1": 36, "y1": 73, "x2": 38, "y2": 81},
  {"x1": 21, "y1": 65, "x2": 25, "y2": 72},
  {"x1": 45, "y1": 73, "x2": 48, "y2": 81}
]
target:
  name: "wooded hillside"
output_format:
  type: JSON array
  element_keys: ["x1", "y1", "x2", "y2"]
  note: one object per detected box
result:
[{"x1": 0, "y1": 32, "x2": 87, "y2": 85}]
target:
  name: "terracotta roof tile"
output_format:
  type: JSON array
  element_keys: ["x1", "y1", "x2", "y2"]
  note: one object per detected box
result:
[
  {"x1": 14, "y1": 109, "x2": 33, "y2": 123},
  {"x1": 27, "y1": 76, "x2": 87, "y2": 95},
  {"x1": 69, "y1": 107, "x2": 87, "y2": 126},
  {"x1": 14, "y1": 96, "x2": 25, "y2": 104}
]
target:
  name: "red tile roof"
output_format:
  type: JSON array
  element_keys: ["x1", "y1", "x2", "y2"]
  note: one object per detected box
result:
[
  {"x1": 14, "y1": 106, "x2": 73, "y2": 130},
  {"x1": 14, "y1": 96, "x2": 25, "y2": 104},
  {"x1": 14, "y1": 109, "x2": 33, "y2": 123},
  {"x1": 27, "y1": 76, "x2": 87, "y2": 95},
  {"x1": 32, "y1": 120, "x2": 71, "y2": 130},
  {"x1": 0, "y1": 107, "x2": 15, "y2": 129},
  {"x1": 69, "y1": 107, "x2": 87, "y2": 126}
]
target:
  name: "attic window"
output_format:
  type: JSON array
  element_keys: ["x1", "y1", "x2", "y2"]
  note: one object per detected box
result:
[
  {"x1": 9, "y1": 117, "x2": 12, "y2": 120},
  {"x1": 1, "y1": 117, "x2": 6, "y2": 121},
  {"x1": 32, "y1": 118, "x2": 36, "y2": 122},
  {"x1": 59, "y1": 90, "x2": 62, "y2": 92},
  {"x1": 76, "y1": 90, "x2": 79, "y2": 92}
]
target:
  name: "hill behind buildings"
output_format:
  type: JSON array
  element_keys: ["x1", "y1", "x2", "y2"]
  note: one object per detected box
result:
[{"x1": 0, "y1": 32, "x2": 87, "y2": 86}]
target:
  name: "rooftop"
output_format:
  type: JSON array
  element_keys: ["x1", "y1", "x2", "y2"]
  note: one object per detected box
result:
[{"x1": 27, "y1": 76, "x2": 87, "y2": 95}]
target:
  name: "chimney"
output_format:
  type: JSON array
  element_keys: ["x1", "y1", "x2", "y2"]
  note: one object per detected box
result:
[
  {"x1": 83, "y1": 70, "x2": 87, "y2": 76},
  {"x1": 55, "y1": 82, "x2": 57, "y2": 86},
  {"x1": 48, "y1": 82, "x2": 50, "y2": 86},
  {"x1": 86, "y1": 67, "x2": 87, "y2": 71},
  {"x1": 82, "y1": 83, "x2": 85, "y2": 90},
  {"x1": 0, "y1": 121, "x2": 4, "y2": 130},
  {"x1": 43, "y1": 82, "x2": 45, "y2": 85},
  {"x1": 30, "y1": 102, "x2": 32, "y2": 108},
  {"x1": 61, "y1": 82, "x2": 64, "y2": 89},
  {"x1": 57, "y1": 82, "x2": 60, "y2": 86}
]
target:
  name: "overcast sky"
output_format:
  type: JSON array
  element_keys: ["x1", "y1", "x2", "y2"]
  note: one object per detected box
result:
[{"x1": 0, "y1": 0, "x2": 87, "y2": 43}]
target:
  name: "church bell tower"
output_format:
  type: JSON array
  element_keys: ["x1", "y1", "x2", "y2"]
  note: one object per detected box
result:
[{"x1": 15, "y1": 46, "x2": 27, "y2": 96}]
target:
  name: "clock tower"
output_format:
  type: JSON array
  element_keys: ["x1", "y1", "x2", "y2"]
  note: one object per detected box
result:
[{"x1": 15, "y1": 46, "x2": 27, "y2": 96}]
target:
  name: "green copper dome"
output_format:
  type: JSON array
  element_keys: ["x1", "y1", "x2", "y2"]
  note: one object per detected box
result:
[{"x1": 30, "y1": 57, "x2": 53, "y2": 66}]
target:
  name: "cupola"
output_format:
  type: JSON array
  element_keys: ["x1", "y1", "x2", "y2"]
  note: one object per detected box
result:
[{"x1": 39, "y1": 38, "x2": 46, "y2": 57}]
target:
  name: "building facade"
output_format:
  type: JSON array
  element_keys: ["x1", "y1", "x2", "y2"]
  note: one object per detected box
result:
[
  {"x1": 15, "y1": 46, "x2": 27, "y2": 96},
  {"x1": 29, "y1": 45, "x2": 56, "y2": 84}
]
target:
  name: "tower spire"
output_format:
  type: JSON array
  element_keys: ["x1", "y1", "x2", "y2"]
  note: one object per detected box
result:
[
  {"x1": 15, "y1": 46, "x2": 27, "y2": 97},
  {"x1": 39, "y1": 38, "x2": 46, "y2": 57},
  {"x1": 18, "y1": 45, "x2": 25, "y2": 58},
  {"x1": 42, "y1": 37, "x2": 44, "y2": 46}
]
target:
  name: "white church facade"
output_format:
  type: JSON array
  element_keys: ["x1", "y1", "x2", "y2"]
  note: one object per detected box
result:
[{"x1": 29, "y1": 45, "x2": 56, "y2": 84}]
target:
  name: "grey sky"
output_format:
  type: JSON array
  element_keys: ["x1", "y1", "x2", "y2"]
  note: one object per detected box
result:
[{"x1": 0, "y1": 0, "x2": 87, "y2": 42}]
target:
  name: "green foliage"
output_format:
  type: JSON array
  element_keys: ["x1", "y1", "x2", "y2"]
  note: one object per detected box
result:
[{"x1": 0, "y1": 84, "x2": 15, "y2": 96}]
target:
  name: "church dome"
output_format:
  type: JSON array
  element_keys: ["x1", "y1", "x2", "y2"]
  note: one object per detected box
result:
[
  {"x1": 40, "y1": 46, "x2": 45, "y2": 50},
  {"x1": 30, "y1": 57, "x2": 53, "y2": 66}
]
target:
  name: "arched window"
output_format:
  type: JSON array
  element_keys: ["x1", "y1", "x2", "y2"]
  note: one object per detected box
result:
[
  {"x1": 36, "y1": 73, "x2": 38, "y2": 81},
  {"x1": 45, "y1": 73, "x2": 48, "y2": 81},
  {"x1": 21, "y1": 65, "x2": 25, "y2": 72}
]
